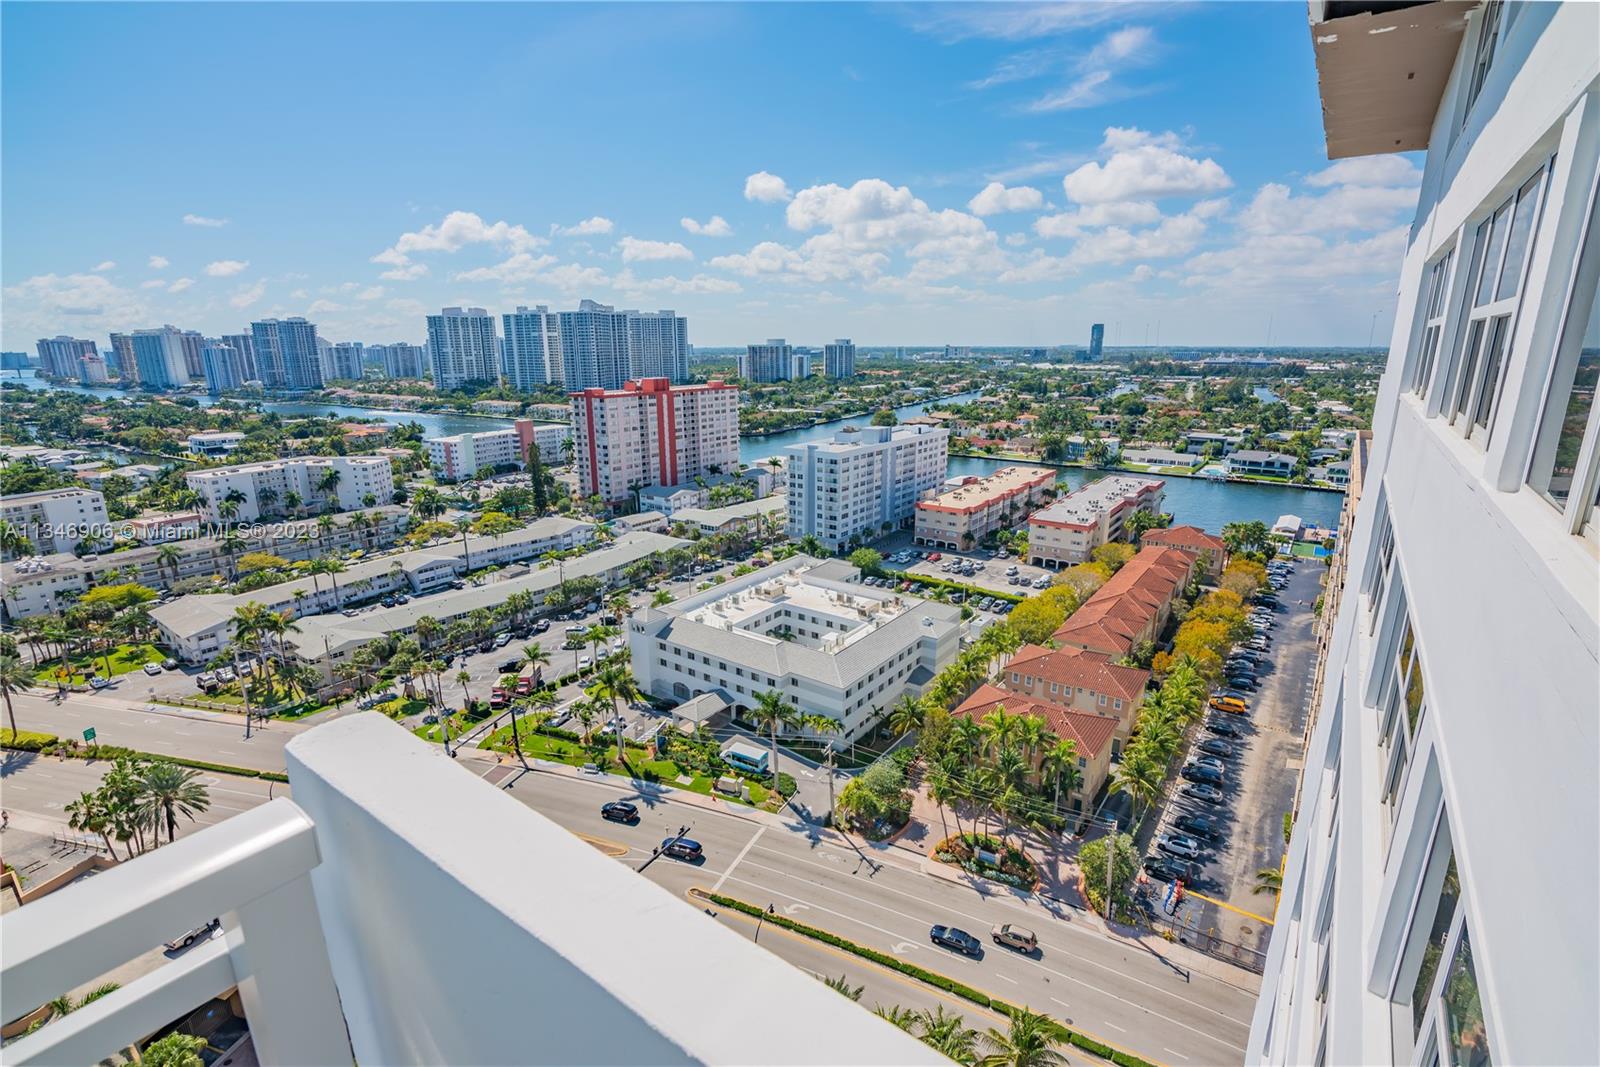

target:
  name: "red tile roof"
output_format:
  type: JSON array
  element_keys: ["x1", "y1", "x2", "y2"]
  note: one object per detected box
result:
[
  {"x1": 953, "y1": 683, "x2": 1118, "y2": 759},
  {"x1": 1003, "y1": 644, "x2": 1150, "y2": 703},
  {"x1": 1141, "y1": 525, "x2": 1228, "y2": 553},
  {"x1": 1051, "y1": 545, "x2": 1195, "y2": 655}
]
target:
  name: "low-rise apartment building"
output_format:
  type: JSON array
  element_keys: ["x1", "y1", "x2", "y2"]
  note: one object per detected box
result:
[
  {"x1": 187, "y1": 456, "x2": 395, "y2": 522},
  {"x1": 0, "y1": 487, "x2": 109, "y2": 554},
  {"x1": 999, "y1": 642, "x2": 1151, "y2": 757},
  {"x1": 1139, "y1": 525, "x2": 1229, "y2": 581},
  {"x1": 953, "y1": 683, "x2": 1116, "y2": 816},
  {"x1": 630, "y1": 555, "x2": 961, "y2": 743},
  {"x1": 570, "y1": 378, "x2": 740, "y2": 507},
  {"x1": 1026, "y1": 475, "x2": 1165, "y2": 569},
  {"x1": 0, "y1": 506, "x2": 414, "y2": 621},
  {"x1": 637, "y1": 466, "x2": 777, "y2": 516},
  {"x1": 913, "y1": 466, "x2": 1056, "y2": 550},
  {"x1": 151, "y1": 516, "x2": 601, "y2": 666},
  {"x1": 187, "y1": 432, "x2": 246, "y2": 457},
  {"x1": 668, "y1": 498, "x2": 786, "y2": 538},
  {"x1": 425, "y1": 419, "x2": 572, "y2": 481},
  {"x1": 786, "y1": 424, "x2": 949, "y2": 552},
  {"x1": 1052, "y1": 545, "x2": 1196, "y2": 657},
  {"x1": 1227, "y1": 450, "x2": 1297, "y2": 478}
]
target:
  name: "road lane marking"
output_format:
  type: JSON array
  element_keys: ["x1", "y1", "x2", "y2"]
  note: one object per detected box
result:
[
  {"x1": 1165, "y1": 1049, "x2": 1190, "y2": 1061},
  {"x1": 996, "y1": 973, "x2": 1018, "y2": 984},
  {"x1": 719, "y1": 865, "x2": 1246, "y2": 1054},
  {"x1": 1103, "y1": 1022, "x2": 1127, "y2": 1033},
  {"x1": 712, "y1": 825, "x2": 766, "y2": 893},
  {"x1": 1051, "y1": 997, "x2": 1070, "y2": 1009}
]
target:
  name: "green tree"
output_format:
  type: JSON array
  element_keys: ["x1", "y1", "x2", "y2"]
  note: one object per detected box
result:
[
  {"x1": 592, "y1": 662, "x2": 641, "y2": 765},
  {"x1": 750, "y1": 689, "x2": 798, "y2": 793},
  {"x1": 136, "y1": 762, "x2": 212, "y2": 846},
  {"x1": 142, "y1": 1032, "x2": 209, "y2": 1067},
  {"x1": 978, "y1": 1006, "x2": 1068, "y2": 1067},
  {"x1": 0, "y1": 653, "x2": 35, "y2": 737},
  {"x1": 1077, "y1": 832, "x2": 1139, "y2": 916},
  {"x1": 847, "y1": 547, "x2": 883, "y2": 574}
]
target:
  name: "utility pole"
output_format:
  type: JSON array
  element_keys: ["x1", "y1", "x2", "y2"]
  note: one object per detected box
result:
[
  {"x1": 824, "y1": 747, "x2": 837, "y2": 826},
  {"x1": 755, "y1": 903, "x2": 775, "y2": 943},
  {"x1": 1106, "y1": 831, "x2": 1116, "y2": 922}
]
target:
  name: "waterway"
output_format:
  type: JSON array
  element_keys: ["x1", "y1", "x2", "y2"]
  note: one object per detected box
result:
[{"x1": 12, "y1": 373, "x2": 1342, "y2": 531}]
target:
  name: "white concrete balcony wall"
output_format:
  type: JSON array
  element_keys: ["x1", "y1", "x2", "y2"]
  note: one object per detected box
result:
[{"x1": 286, "y1": 714, "x2": 940, "y2": 1066}]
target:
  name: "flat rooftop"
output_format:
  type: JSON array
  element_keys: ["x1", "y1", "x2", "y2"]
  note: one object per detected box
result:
[
  {"x1": 917, "y1": 465, "x2": 1055, "y2": 513},
  {"x1": 684, "y1": 569, "x2": 905, "y2": 652},
  {"x1": 1030, "y1": 475, "x2": 1164, "y2": 528}
]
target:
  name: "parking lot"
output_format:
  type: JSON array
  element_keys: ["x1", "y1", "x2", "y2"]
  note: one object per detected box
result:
[
  {"x1": 873, "y1": 531, "x2": 1056, "y2": 595},
  {"x1": 1143, "y1": 558, "x2": 1321, "y2": 960}
]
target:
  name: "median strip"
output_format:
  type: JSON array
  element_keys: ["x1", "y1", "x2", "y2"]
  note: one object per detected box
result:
[
  {"x1": 690, "y1": 887, "x2": 1158, "y2": 1067},
  {"x1": 0, "y1": 730, "x2": 289, "y2": 784}
]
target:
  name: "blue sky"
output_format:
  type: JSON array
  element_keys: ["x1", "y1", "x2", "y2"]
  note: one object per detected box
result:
[{"x1": 1, "y1": 2, "x2": 1421, "y2": 351}]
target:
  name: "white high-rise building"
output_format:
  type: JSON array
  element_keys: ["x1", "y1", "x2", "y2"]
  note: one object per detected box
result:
[
  {"x1": 569, "y1": 378, "x2": 739, "y2": 506},
  {"x1": 220, "y1": 332, "x2": 259, "y2": 383},
  {"x1": 558, "y1": 300, "x2": 632, "y2": 391},
  {"x1": 329, "y1": 342, "x2": 365, "y2": 381},
  {"x1": 34, "y1": 336, "x2": 97, "y2": 379},
  {"x1": 0, "y1": 488, "x2": 109, "y2": 554},
  {"x1": 824, "y1": 339, "x2": 856, "y2": 379},
  {"x1": 785, "y1": 424, "x2": 949, "y2": 551},
  {"x1": 129, "y1": 326, "x2": 192, "y2": 389},
  {"x1": 372, "y1": 342, "x2": 425, "y2": 379},
  {"x1": 1250, "y1": 6, "x2": 1598, "y2": 1067},
  {"x1": 740, "y1": 338, "x2": 794, "y2": 382},
  {"x1": 426, "y1": 307, "x2": 499, "y2": 389},
  {"x1": 252, "y1": 318, "x2": 323, "y2": 391},
  {"x1": 501, "y1": 306, "x2": 563, "y2": 390},
  {"x1": 201, "y1": 343, "x2": 247, "y2": 394},
  {"x1": 625, "y1": 309, "x2": 690, "y2": 382}
]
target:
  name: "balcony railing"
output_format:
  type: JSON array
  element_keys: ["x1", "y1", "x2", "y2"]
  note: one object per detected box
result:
[{"x1": 1, "y1": 714, "x2": 940, "y2": 1066}]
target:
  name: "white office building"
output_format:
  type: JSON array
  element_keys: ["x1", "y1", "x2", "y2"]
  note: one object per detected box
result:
[
  {"x1": 427, "y1": 307, "x2": 499, "y2": 389},
  {"x1": 186, "y1": 456, "x2": 394, "y2": 522},
  {"x1": 501, "y1": 305, "x2": 563, "y2": 389},
  {"x1": 1250, "y1": 6, "x2": 1599, "y2": 1067},
  {"x1": 823, "y1": 338, "x2": 857, "y2": 379},
  {"x1": 785, "y1": 424, "x2": 950, "y2": 551},
  {"x1": 630, "y1": 555, "x2": 962, "y2": 743},
  {"x1": 0, "y1": 487, "x2": 109, "y2": 554}
]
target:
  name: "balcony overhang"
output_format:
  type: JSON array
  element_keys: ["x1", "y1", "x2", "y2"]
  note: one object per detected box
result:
[{"x1": 1308, "y1": 0, "x2": 1476, "y2": 158}]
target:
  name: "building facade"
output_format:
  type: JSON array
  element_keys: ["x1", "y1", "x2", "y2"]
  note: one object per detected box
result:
[
  {"x1": 823, "y1": 339, "x2": 857, "y2": 379},
  {"x1": 201, "y1": 343, "x2": 246, "y2": 394},
  {"x1": 107, "y1": 333, "x2": 137, "y2": 382},
  {"x1": 252, "y1": 318, "x2": 323, "y2": 391},
  {"x1": 34, "y1": 336, "x2": 97, "y2": 379},
  {"x1": 371, "y1": 342, "x2": 425, "y2": 379},
  {"x1": 186, "y1": 456, "x2": 394, "y2": 522},
  {"x1": 785, "y1": 424, "x2": 950, "y2": 552},
  {"x1": 0, "y1": 488, "x2": 109, "y2": 555},
  {"x1": 625, "y1": 309, "x2": 690, "y2": 382},
  {"x1": 130, "y1": 327, "x2": 191, "y2": 388},
  {"x1": 426, "y1": 308, "x2": 499, "y2": 389},
  {"x1": 1027, "y1": 475, "x2": 1165, "y2": 568},
  {"x1": 425, "y1": 419, "x2": 570, "y2": 481},
  {"x1": 1250, "y1": 9, "x2": 1599, "y2": 1067},
  {"x1": 329, "y1": 342, "x2": 365, "y2": 381},
  {"x1": 629, "y1": 555, "x2": 961, "y2": 743},
  {"x1": 1089, "y1": 323, "x2": 1105, "y2": 359},
  {"x1": 501, "y1": 306, "x2": 563, "y2": 390},
  {"x1": 913, "y1": 465, "x2": 1057, "y2": 549},
  {"x1": 220, "y1": 332, "x2": 259, "y2": 383},
  {"x1": 559, "y1": 300, "x2": 632, "y2": 391},
  {"x1": 739, "y1": 339, "x2": 795, "y2": 382},
  {"x1": 569, "y1": 378, "x2": 740, "y2": 506}
]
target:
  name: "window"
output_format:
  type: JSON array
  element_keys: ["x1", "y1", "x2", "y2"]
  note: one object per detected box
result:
[
  {"x1": 1413, "y1": 251, "x2": 1457, "y2": 395},
  {"x1": 1463, "y1": 1, "x2": 1502, "y2": 120},
  {"x1": 1444, "y1": 161, "x2": 1553, "y2": 444},
  {"x1": 1528, "y1": 166, "x2": 1600, "y2": 529}
]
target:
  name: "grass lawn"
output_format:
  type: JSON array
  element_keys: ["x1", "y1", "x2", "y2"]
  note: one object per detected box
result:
[{"x1": 33, "y1": 642, "x2": 164, "y2": 684}]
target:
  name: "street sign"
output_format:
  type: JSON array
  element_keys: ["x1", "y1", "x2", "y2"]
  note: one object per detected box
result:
[{"x1": 82, "y1": 727, "x2": 97, "y2": 742}]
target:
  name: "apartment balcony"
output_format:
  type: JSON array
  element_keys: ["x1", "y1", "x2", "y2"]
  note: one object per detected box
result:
[{"x1": 0, "y1": 715, "x2": 937, "y2": 1066}]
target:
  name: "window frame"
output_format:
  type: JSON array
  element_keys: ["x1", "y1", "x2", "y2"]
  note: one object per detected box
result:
[
  {"x1": 1525, "y1": 159, "x2": 1600, "y2": 537},
  {"x1": 1439, "y1": 157, "x2": 1556, "y2": 447},
  {"x1": 1412, "y1": 249, "x2": 1459, "y2": 396}
]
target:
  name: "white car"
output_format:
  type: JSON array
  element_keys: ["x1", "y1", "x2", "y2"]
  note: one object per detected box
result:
[{"x1": 143, "y1": 663, "x2": 163, "y2": 676}]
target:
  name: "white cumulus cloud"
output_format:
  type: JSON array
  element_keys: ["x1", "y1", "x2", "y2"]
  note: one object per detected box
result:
[
  {"x1": 372, "y1": 210, "x2": 545, "y2": 268},
  {"x1": 681, "y1": 215, "x2": 734, "y2": 236},
  {"x1": 558, "y1": 216, "x2": 615, "y2": 237},
  {"x1": 167, "y1": 277, "x2": 195, "y2": 293},
  {"x1": 230, "y1": 280, "x2": 267, "y2": 309},
  {"x1": 1062, "y1": 128, "x2": 1231, "y2": 204},
  {"x1": 452, "y1": 253, "x2": 559, "y2": 282},
  {"x1": 380, "y1": 264, "x2": 429, "y2": 282},
  {"x1": 183, "y1": 213, "x2": 229, "y2": 227},
  {"x1": 1237, "y1": 183, "x2": 1418, "y2": 235},
  {"x1": 968, "y1": 182, "x2": 1045, "y2": 216},
  {"x1": 205, "y1": 259, "x2": 249, "y2": 277},
  {"x1": 92, "y1": 260, "x2": 116, "y2": 272},
  {"x1": 618, "y1": 237, "x2": 694, "y2": 263},
  {"x1": 1306, "y1": 156, "x2": 1422, "y2": 188},
  {"x1": 1, "y1": 273, "x2": 147, "y2": 341},
  {"x1": 744, "y1": 171, "x2": 793, "y2": 203},
  {"x1": 148, "y1": 255, "x2": 170, "y2": 270}
]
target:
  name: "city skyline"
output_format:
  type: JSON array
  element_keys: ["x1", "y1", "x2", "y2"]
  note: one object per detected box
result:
[{"x1": 2, "y1": 3, "x2": 1418, "y2": 352}]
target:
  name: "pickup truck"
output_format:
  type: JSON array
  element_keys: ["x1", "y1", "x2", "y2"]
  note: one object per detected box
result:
[{"x1": 489, "y1": 686, "x2": 509, "y2": 709}]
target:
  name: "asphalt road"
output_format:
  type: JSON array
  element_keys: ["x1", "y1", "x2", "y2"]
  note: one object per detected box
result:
[{"x1": 496, "y1": 767, "x2": 1257, "y2": 1065}]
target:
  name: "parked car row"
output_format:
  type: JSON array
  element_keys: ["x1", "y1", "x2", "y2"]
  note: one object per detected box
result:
[{"x1": 928, "y1": 922, "x2": 1039, "y2": 959}]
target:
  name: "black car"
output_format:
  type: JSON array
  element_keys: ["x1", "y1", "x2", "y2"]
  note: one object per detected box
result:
[
  {"x1": 1173, "y1": 813, "x2": 1219, "y2": 839},
  {"x1": 1227, "y1": 676, "x2": 1258, "y2": 692},
  {"x1": 659, "y1": 836, "x2": 703, "y2": 860},
  {"x1": 1206, "y1": 718, "x2": 1244, "y2": 738},
  {"x1": 1198, "y1": 738, "x2": 1235, "y2": 758},
  {"x1": 1181, "y1": 782, "x2": 1225, "y2": 804},
  {"x1": 1144, "y1": 856, "x2": 1193, "y2": 883},
  {"x1": 498, "y1": 658, "x2": 522, "y2": 673},
  {"x1": 929, "y1": 925, "x2": 983, "y2": 957},
  {"x1": 1182, "y1": 763, "x2": 1225, "y2": 785},
  {"x1": 476, "y1": 642, "x2": 493, "y2": 654},
  {"x1": 601, "y1": 801, "x2": 639, "y2": 823}
]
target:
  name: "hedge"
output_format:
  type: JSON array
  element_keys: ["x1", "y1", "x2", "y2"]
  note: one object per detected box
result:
[
  {"x1": 705, "y1": 891, "x2": 1154, "y2": 1067},
  {"x1": 0, "y1": 730, "x2": 289, "y2": 784}
]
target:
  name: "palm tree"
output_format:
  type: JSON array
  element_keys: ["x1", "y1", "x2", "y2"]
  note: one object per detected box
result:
[
  {"x1": 977, "y1": 1007, "x2": 1068, "y2": 1067},
  {"x1": 823, "y1": 974, "x2": 863, "y2": 1001},
  {"x1": 887, "y1": 694, "x2": 925, "y2": 739},
  {"x1": 750, "y1": 689, "x2": 798, "y2": 794},
  {"x1": 136, "y1": 762, "x2": 212, "y2": 846},
  {"x1": 320, "y1": 558, "x2": 347, "y2": 605},
  {"x1": 797, "y1": 534, "x2": 827, "y2": 558},
  {"x1": 521, "y1": 643, "x2": 551, "y2": 683},
  {"x1": 1040, "y1": 738, "x2": 1080, "y2": 813},
  {"x1": 156, "y1": 543, "x2": 183, "y2": 585},
  {"x1": 0, "y1": 653, "x2": 35, "y2": 737},
  {"x1": 917, "y1": 1007, "x2": 980, "y2": 1065},
  {"x1": 1255, "y1": 866, "x2": 1283, "y2": 897},
  {"x1": 456, "y1": 669, "x2": 473, "y2": 711},
  {"x1": 592, "y1": 662, "x2": 641, "y2": 765},
  {"x1": 873, "y1": 1005, "x2": 919, "y2": 1032},
  {"x1": 582, "y1": 623, "x2": 617, "y2": 668},
  {"x1": 1109, "y1": 749, "x2": 1165, "y2": 827},
  {"x1": 456, "y1": 516, "x2": 474, "y2": 571}
]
